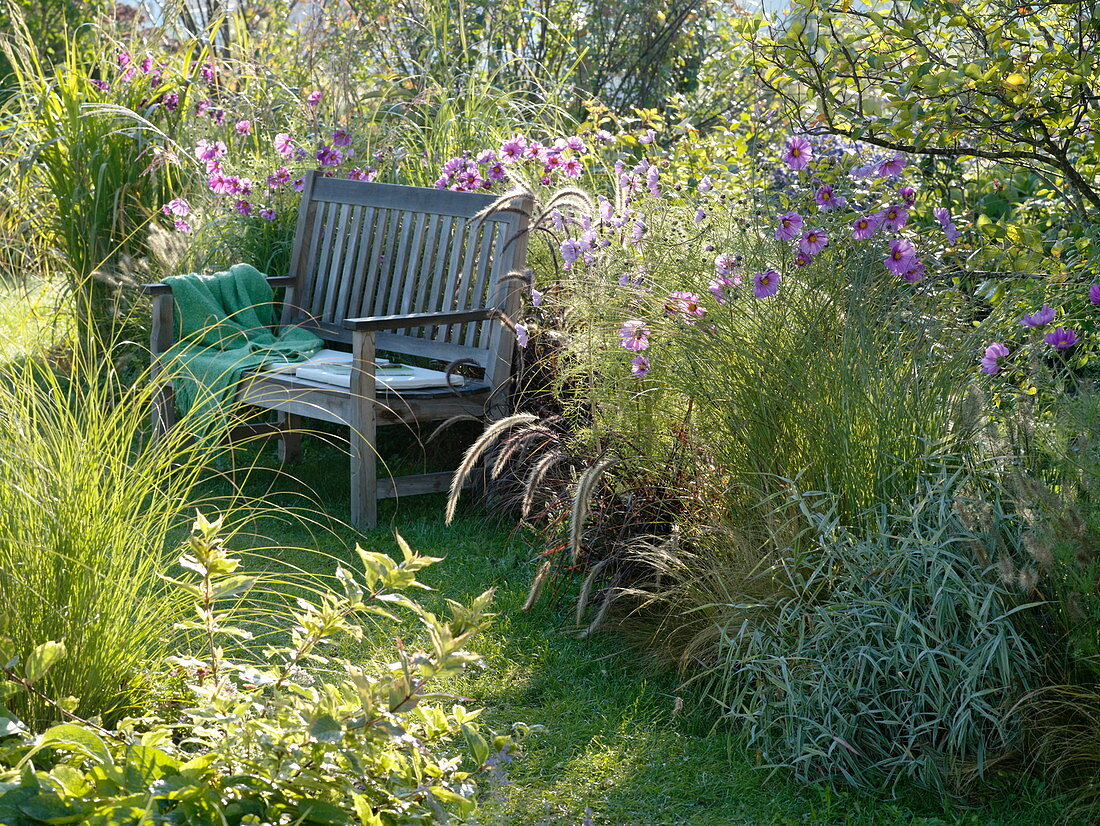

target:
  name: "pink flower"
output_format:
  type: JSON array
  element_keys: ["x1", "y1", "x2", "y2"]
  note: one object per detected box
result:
[
  {"x1": 694, "y1": 207, "x2": 706, "y2": 224},
  {"x1": 306, "y1": 90, "x2": 323, "y2": 106},
  {"x1": 515, "y1": 324, "x2": 529, "y2": 348},
  {"x1": 752, "y1": 269, "x2": 781, "y2": 299},
  {"x1": 194, "y1": 139, "x2": 227, "y2": 162},
  {"x1": 562, "y1": 157, "x2": 583, "y2": 177},
  {"x1": 1020, "y1": 305, "x2": 1055, "y2": 327},
  {"x1": 897, "y1": 186, "x2": 917, "y2": 206},
  {"x1": 714, "y1": 253, "x2": 741, "y2": 277},
  {"x1": 665, "y1": 291, "x2": 706, "y2": 322},
  {"x1": 794, "y1": 252, "x2": 813, "y2": 267},
  {"x1": 161, "y1": 198, "x2": 190, "y2": 217},
  {"x1": 639, "y1": 129, "x2": 656, "y2": 144},
  {"x1": 981, "y1": 342, "x2": 1009, "y2": 374},
  {"x1": 531, "y1": 287, "x2": 544, "y2": 307},
  {"x1": 235, "y1": 120, "x2": 251, "y2": 135},
  {"x1": 566, "y1": 136, "x2": 587, "y2": 152},
  {"x1": 903, "y1": 259, "x2": 926, "y2": 283},
  {"x1": 162, "y1": 92, "x2": 178, "y2": 110},
  {"x1": 1045, "y1": 327, "x2": 1077, "y2": 350},
  {"x1": 235, "y1": 199, "x2": 252, "y2": 216},
  {"x1": 173, "y1": 218, "x2": 192, "y2": 234},
  {"x1": 500, "y1": 134, "x2": 527, "y2": 161},
  {"x1": 200, "y1": 61, "x2": 216, "y2": 82},
  {"x1": 274, "y1": 133, "x2": 294, "y2": 155},
  {"x1": 316, "y1": 145, "x2": 343, "y2": 167},
  {"x1": 619, "y1": 320, "x2": 651, "y2": 351},
  {"x1": 884, "y1": 239, "x2": 917, "y2": 276},
  {"x1": 332, "y1": 129, "x2": 351, "y2": 147},
  {"x1": 933, "y1": 207, "x2": 961, "y2": 244},
  {"x1": 876, "y1": 155, "x2": 907, "y2": 177},
  {"x1": 799, "y1": 228, "x2": 828, "y2": 255},
  {"x1": 709, "y1": 275, "x2": 740, "y2": 303},
  {"x1": 814, "y1": 185, "x2": 847, "y2": 211},
  {"x1": 258, "y1": 207, "x2": 276, "y2": 220},
  {"x1": 775, "y1": 211, "x2": 804, "y2": 241},
  {"x1": 208, "y1": 170, "x2": 232, "y2": 194},
  {"x1": 851, "y1": 214, "x2": 881, "y2": 240},
  {"x1": 1090, "y1": 284, "x2": 1100, "y2": 305},
  {"x1": 631, "y1": 355, "x2": 650, "y2": 377},
  {"x1": 697, "y1": 175, "x2": 713, "y2": 194},
  {"x1": 881, "y1": 205, "x2": 909, "y2": 232},
  {"x1": 782, "y1": 136, "x2": 812, "y2": 170}
]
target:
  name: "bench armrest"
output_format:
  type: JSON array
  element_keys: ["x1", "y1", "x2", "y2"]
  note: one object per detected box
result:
[
  {"x1": 344, "y1": 308, "x2": 500, "y2": 332},
  {"x1": 140, "y1": 275, "x2": 297, "y2": 296}
]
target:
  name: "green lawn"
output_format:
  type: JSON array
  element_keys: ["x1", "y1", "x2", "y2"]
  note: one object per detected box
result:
[{"x1": 202, "y1": 427, "x2": 1062, "y2": 826}]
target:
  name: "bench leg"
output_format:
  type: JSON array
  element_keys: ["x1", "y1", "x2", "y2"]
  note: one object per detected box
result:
[
  {"x1": 350, "y1": 331, "x2": 378, "y2": 530},
  {"x1": 151, "y1": 383, "x2": 177, "y2": 441},
  {"x1": 277, "y1": 412, "x2": 303, "y2": 463}
]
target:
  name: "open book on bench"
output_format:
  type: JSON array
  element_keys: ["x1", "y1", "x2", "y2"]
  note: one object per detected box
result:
[{"x1": 263, "y1": 349, "x2": 465, "y2": 390}]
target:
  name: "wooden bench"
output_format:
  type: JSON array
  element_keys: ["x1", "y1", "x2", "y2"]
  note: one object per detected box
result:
[{"x1": 147, "y1": 170, "x2": 532, "y2": 528}]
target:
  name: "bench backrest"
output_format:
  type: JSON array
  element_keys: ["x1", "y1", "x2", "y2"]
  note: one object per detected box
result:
[{"x1": 280, "y1": 171, "x2": 531, "y2": 390}]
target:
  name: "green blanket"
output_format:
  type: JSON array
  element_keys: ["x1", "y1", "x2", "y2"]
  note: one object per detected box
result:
[{"x1": 163, "y1": 263, "x2": 323, "y2": 436}]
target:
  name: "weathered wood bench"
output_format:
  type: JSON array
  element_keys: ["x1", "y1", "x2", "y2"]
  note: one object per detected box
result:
[{"x1": 147, "y1": 170, "x2": 532, "y2": 528}]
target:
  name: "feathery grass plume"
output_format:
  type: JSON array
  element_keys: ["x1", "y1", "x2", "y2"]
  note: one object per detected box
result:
[
  {"x1": 522, "y1": 451, "x2": 575, "y2": 518},
  {"x1": 425, "y1": 415, "x2": 484, "y2": 447},
  {"x1": 446, "y1": 413, "x2": 538, "y2": 524},
  {"x1": 569, "y1": 456, "x2": 617, "y2": 565},
  {"x1": 522, "y1": 559, "x2": 554, "y2": 612},
  {"x1": 491, "y1": 426, "x2": 555, "y2": 479},
  {"x1": 577, "y1": 585, "x2": 615, "y2": 639},
  {"x1": 575, "y1": 558, "x2": 611, "y2": 625}
]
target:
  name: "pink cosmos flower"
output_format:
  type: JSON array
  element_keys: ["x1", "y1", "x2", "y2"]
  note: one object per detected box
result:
[
  {"x1": 562, "y1": 157, "x2": 583, "y2": 177},
  {"x1": 897, "y1": 186, "x2": 917, "y2": 206},
  {"x1": 566, "y1": 136, "x2": 587, "y2": 152},
  {"x1": 332, "y1": 129, "x2": 351, "y2": 147},
  {"x1": 200, "y1": 61, "x2": 216, "y2": 82},
  {"x1": 884, "y1": 239, "x2": 917, "y2": 276},
  {"x1": 933, "y1": 207, "x2": 961, "y2": 244},
  {"x1": 752, "y1": 269, "x2": 781, "y2": 299},
  {"x1": 1090, "y1": 284, "x2": 1100, "y2": 305},
  {"x1": 500, "y1": 134, "x2": 527, "y2": 161},
  {"x1": 163, "y1": 92, "x2": 178, "y2": 110},
  {"x1": 594, "y1": 129, "x2": 614, "y2": 143},
  {"x1": 90, "y1": 78, "x2": 109, "y2": 92},
  {"x1": 714, "y1": 253, "x2": 741, "y2": 277},
  {"x1": 208, "y1": 170, "x2": 232, "y2": 194},
  {"x1": 515, "y1": 324, "x2": 529, "y2": 348},
  {"x1": 881, "y1": 205, "x2": 909, "y2": 232},
  {"x1": 709, "y1": 275, "x2": 740, "y2": 303},
  {"x1": 782, "y1": 136, "x2": 812, "y2": 170},
  {"x1": 161, "y1": 198, "x2": 190, "y2": 217},
  {"x1": 646, "y1": 165, "x2": 660, "y2": 196},
  {"x1": 631, "y1": 355, "x2": 650, "y2": 377},
  {"x1": 274, "y1": 133, "x2": 294, "y2": 155},
  {"x1": 632, "y1": 219, "x2": 647, "y2": 243},
  {"x1": 1020, "y1": 305, "x2": 1055, "y2": 327},
  {"x1": 814, "y1": 185, "x2": 847, "y2": 211},
  {"x1": 560, "y1": 239, "x2": 583, "y2": 267},
  {"x1": 851, "y1": 214, "x2": 881, "y2": 240},
  {"x1": 903, "y1": 259, "x2": 926, "y2": 283},
  {"x1": 1045, "y1": 327, "x2": 1077, "y2": 350},
  {"x1": 694, "y1": 207, "x2": 706, "y2": 224},
  {"x1": 800, "y1": 228, "x2": 828, "y2": 255},
  {"x1": 619, "y1": 320, "x2": 651, "y2": 351},
  {"x1": 117, "y1": 50, "x2": 131, "y2": 68},
  {"x1": 235, "y1": 120, "x2": 251, "y2": 135},
  {"x1": 194, "y1": 139, "x2": 227, "y2": 162},
  {"x1": 981, "y1": 342, "x2": 1009, "y2": 374},
  {"x1": 173, "y1": 218, "x2": 192, "y2": 234},
  {"x1": 530, "y1": 287, "x2": 544, "y2": 307},
  {"x1": 258, "y1": 207, "x2": 276, "y2": 220},
  {"x1": 697, "y1": 175, "x2": 713, "y2": 194},
  {"x1": 235, "y1": 199, "x2": 252, "y2": 216},
  {"x1": 775, "y1": 211, "x2": 804, "y2": 241},
  {"x1": 306, "y1": 90, "x2": 322, "y2": 106},
  {"x1": 794, "y1": 252, "x2": 813, "y2": 267},
  {"x1": 639, "y1": 129, "x2": 656, "y2": 145},
  {"x1": 876, "y1": 155, "x2": 907, "y2": 177},
  {"x1": 316, "y1": 146, "x2": 343, "y2": 167},
  {"x1": 292, "y1": 177, "x2": 305, "y2": 192},
  {"x1": 666, "y1": 291, "x2": 706, "y2": 322}
]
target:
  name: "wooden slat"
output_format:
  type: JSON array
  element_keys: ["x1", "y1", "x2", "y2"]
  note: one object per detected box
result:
[
  {"x1": 441, "y1": 219, "x2": 480, "y2": 343},
  {"x1": 321, "y1": 202, "x2": 354, "y2": 322},
  {"x1": 372, "y1": 209, "x2": 402, "y2": 316},
  {"x1": 376, "y1": 471, "x2": 458, "y2": 499},
  {"x1": 340, "y1": 206, "x2": 374, "y2": 322},
  {"x1": 310, "y1": 201, "x2": 343, "y2": 317},
  {"x1": 416, "y1": 215, "x2": 451, "y2": 329},
  {"x1": 299, "y1": 200, "x2": 331, "y2": 319},
  {"x1": 409, "y1": 214, "x2": 440, "y2": 319},
  {"x1": 309, "y1": 176, "x2": 499, "y2": 218},
  {"x1": 393, "y1": 212, "x2": 429, "y2": 321},
  {"x1": 350, "y1": 330, "x2": 378, "y2": 528},
  {"x1": 384, "y1": 211, "x2": 416, "y2": 317},
  {"x1": 464, "y1": 223, "x2": 500, "y2": 347},
  {"x1": 358, "y1": 208, "x2": 393, "y2": 322}
]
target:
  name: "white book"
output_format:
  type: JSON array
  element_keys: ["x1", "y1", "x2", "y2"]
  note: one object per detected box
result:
[{"x1": 281, "y1": 349, "x2": 464, "y2": 390}]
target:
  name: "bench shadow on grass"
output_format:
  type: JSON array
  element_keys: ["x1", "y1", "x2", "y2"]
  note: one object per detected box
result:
[{"x1": 205, "y1": 424, "x2": 1063, "y2": 826}]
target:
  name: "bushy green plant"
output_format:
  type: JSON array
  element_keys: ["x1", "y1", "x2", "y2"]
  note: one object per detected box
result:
[
  {"x1": 695, "y1": 471, "x2": 1038, "y2": 790},
  {"x1": 0, "y1": 515, "x2": 529, "y2": 825},
  {"x1": 0, "y1": 354, "x2": 245, "y2": 730}
]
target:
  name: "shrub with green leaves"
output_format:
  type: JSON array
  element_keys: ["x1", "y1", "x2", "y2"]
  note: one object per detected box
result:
[
  {"x1": 699, "y1": 472, "x2": 1038, "y2": 790},
  {"x1": 0, "y1": 515, "x2": 527, "y2": 825}
]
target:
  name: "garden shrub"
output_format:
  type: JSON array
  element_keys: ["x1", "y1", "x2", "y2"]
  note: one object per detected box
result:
[
  {"x1": 696, "y1": 471, "x2": 1039, "y2": 790},
  {"x1": 0, "y1": 515, "x2": 527, "y2": 825}
]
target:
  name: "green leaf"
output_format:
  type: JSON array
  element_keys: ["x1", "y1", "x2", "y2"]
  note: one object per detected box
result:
[
  {"x1": 23, "y1": 723, "x2": 113, "y2": 768},
  {"x1": 310, "y1": 714, "x2": 344, "y2": 744},
  {"x1": 461, "y1": 724, "x2": 489, "y2": 765},
  {"x1": 23, "y1": 640, "x2": 66, "y2": 684}
]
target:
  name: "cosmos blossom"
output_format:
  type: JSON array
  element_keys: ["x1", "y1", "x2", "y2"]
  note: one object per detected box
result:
[
  {"x1": 851, "y1": 214, "x2": 881, "y2": 240},
  {"x1": 1020, "y1": 305, "x2": 1055, "y2": 327},
  {"x1": 782, "y1": 136, "x2": 812, "y2": 170},
  {"x1": 881, "y1": 205, "x2": 909, "y2": 232},
  {"x1": 665, "y1": 291, "x2": 707, "y2": 322},
  {"x1": 933, "y1": 207, "x2": 962, "y2": 244},
  {"x1": 776, "y1": 211, "x2": 804, "y2": 241},
  {"x1": 752, "y1": 269, "x2": 781, "y2": 298},
  {"x1": 1045, "y1": 327, "x2": 1077, "y2": 350},
  {"x1": 1090, "y1": 284, "x2": 1100, "y2": 305},
  {"x1": 884, "y1": 239, "x2": 917, "y2": 276},
  {"x1": 800, "y1": 228, "x2": 828, "y2": 255},
  {"x1": 981, "y1": 342, "x2": 1009, "y2": 374},
  {"x1": 876, "y1": 154, "x2": 907, "y2": 177},
  {"x1": 631, "y1": 355, "x2": 650, "y2": 377},
  {"x1": 814, "y1": 185, "x2": 847, "y2": 211},
  {"x1": 619, "y1": 320, "x2": 651, "y2": 351}
]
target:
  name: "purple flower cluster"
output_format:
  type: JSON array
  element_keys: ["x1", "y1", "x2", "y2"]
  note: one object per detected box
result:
[{"x1": 437, "y1": 132, "x2": 596, "y2": 192}]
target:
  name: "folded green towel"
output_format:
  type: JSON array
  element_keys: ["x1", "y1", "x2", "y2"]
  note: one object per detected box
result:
[{"x1": 162, "y1": 263, "x2": 323, "y2": 438}]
